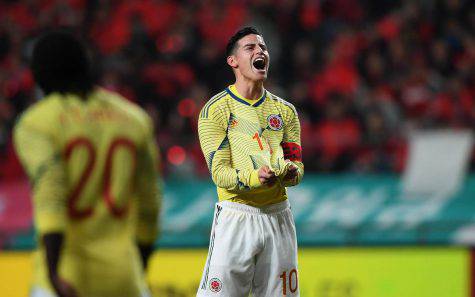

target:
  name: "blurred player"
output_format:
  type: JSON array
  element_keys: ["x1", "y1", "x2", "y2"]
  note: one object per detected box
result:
[
  {"x1": 13, "y1": 31, "x2": 161, "y2": 297},
  {"x1": 197, "y1": 27, "x2": 304, "y2": 297}
]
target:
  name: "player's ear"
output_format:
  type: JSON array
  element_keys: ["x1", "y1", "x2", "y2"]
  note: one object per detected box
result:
[{"x1": 227, "y1": 55, "x2": 238, "y2": 69}]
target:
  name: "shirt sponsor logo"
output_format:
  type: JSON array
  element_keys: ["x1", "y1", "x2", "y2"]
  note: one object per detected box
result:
[
  {"x1": 267, "y1": 114, "x2": 283, "y2": 131},
  {"x1": 209, "y1": 278, "x2": 222, "y2": 293}
]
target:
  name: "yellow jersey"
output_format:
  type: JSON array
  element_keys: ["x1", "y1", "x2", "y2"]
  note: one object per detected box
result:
[
  {"x1": 13, "y1": 88, "x2": 161, "y2": 297},
  {"x1": 198, "y1": 85, "x2": 304, "y2": 207}
]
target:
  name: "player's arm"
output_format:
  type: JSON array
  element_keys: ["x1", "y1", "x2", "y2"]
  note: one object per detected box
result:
[
  {"x1": 43, "y1": 234, "x2": 77, "y2": 297},
  {"x1": 135, "y1": 118, "x2": 162, "y2": 269},
  {"x1": 13, "y1": 118, "x2": 76, "y2": 297},
  {"x1": 279, "y1": 104, "x2": 304, "y2": 187},
  {"x1": 198, "y1": 106, "x2": 266, "y2": 191}
]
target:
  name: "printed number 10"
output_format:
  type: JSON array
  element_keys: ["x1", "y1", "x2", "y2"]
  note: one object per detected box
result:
[
  {"x1": 252, "y1": 132, "x2": 273, "y2": 153},
  {"x1": 280, "y1": 269, "x2": 298, "y2": 295},
  {"x1": 252, "y1": 132, "x2": 264, "y2": 150}
]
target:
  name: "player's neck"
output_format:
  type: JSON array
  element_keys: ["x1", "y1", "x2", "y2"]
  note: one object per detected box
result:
[{"x1": 234, "y1": 79, "x2": 264, "y2": 101}]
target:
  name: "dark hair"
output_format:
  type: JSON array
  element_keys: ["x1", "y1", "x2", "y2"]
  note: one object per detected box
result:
[
  {"x1": 31, "y1": 30, "x2": 94, "y2": 96},
  {"x1": 225, "y1": 26, "x2": 262, "y2": 57}
]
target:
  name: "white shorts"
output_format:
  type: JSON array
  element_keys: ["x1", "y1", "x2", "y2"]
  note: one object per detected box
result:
[{"x1": 197, "y1": 200, "x2": 299, "y2": 297}]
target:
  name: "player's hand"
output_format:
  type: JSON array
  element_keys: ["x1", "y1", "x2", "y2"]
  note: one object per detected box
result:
[
  {"x1": 258, "y1": 165, "x2": 277, "y2": 186},
  {"x1": 51, "y1": 275, "x2": 78, "y2": 297},
  {"x1": 283, "y1": 160, "x2": 298, "y2": 182}
]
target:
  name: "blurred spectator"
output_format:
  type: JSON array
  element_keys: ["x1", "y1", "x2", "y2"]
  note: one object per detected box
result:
[{"x1": 0, "y1": 0, "x2": 474, "y2": 178}]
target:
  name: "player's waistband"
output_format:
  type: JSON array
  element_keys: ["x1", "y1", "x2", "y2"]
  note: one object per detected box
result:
[{"x1": 217, "y1": 200, "x2": 290, "y2": 214}]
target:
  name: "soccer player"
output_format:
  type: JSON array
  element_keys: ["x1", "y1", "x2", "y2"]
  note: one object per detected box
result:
[
  {"x1": 197, "y1": 27, "x2": 304, "y2": 297},
  {"x1": 13, "y1": 31, "x2": 161, "y2": 297}
]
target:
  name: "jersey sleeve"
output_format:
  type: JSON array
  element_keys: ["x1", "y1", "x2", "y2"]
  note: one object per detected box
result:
[
  {"x1": 280, "y1": 104, "x2": 304, "y2": 187},
  {"x1": 13, "y1": 115, "x2": 68, "y2": 235},
  {"x1": 198, "y1": 105, "x2": 262, "y2": 192},
  {"x1": 135, "y1": 117, "x2": 162, "y2": 245}
]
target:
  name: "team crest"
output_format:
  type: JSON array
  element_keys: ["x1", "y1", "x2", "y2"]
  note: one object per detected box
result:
[
  {"x1": 267, "y1": 114, "x2": 283, "y2": 131},
  {"x1": 209, "y1": 278, "x2": 222, "y2": 293}
]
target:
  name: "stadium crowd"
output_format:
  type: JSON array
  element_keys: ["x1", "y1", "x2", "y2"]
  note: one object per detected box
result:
[{"x1": 0, "y1": 0, "x2": 474, "y2": 179}]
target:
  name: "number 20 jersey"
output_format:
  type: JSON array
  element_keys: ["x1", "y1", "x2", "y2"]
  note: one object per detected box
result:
[
  {"x1": 13, "y1": 88, "x2": 161, "y2": 297},
  {"x1": 198, "y1": 85, "x2": 304, "y2": 207}
]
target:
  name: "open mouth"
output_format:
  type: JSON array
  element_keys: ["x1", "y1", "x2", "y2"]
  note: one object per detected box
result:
[{"x1": 252, "y1": 57, "x2": 266, "y2": 71}]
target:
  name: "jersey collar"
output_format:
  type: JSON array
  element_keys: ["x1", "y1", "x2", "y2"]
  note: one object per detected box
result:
[{"x1": 226, "y1": 85, "x2": 266, "y2": 107}]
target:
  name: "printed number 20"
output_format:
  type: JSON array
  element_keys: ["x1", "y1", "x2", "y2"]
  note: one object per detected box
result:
[
  {"x1": 65, "y1": 137, "x2": 136, "y2": 219},
  {"x1": 280, "y1": 269, "x2": 298, "y2": 295}
]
